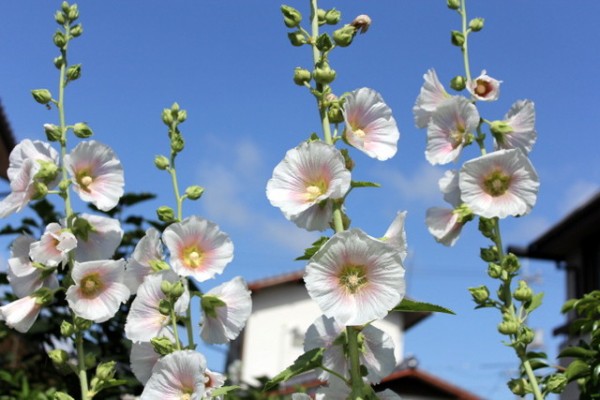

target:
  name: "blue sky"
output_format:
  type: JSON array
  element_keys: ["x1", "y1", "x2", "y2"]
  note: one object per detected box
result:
[{"x1": 1, "y1": 1, "x2": 600, "y2": 399}]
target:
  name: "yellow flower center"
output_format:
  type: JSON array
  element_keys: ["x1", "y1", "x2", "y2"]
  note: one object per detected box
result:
[
  {"x1": 475, "y1": 79, "x2": 493, "y2": 97},
  {"x1": 353, "y1": 128, "x2": 366, "y2": 139},
  {"x1": 483, "y1": 169, "x2": 511, "y2": 197},
  {"x1": 304, "y1": 180, "x2": 328, "y2": 202},
  {"x1": 181, "y1": 393, "x2": 192, "y2": 400},
  {"x1": 183, "y1": 246, "x2": 204, "y2": 269},
  {"x1": 80, "y1": 273, "x2": 104, "y2": 298},
  {"x1": 339, "y1": 265, "x2": 368, "y2": 294},
  {"x1": 76, "y1": 169, "x2": 94, "y2": 192},
  {"x1": 450, "y1": 121, "x2": 466, "y2": 148}
]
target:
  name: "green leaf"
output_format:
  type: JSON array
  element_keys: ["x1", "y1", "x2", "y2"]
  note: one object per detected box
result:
[
  {"x1": 392, "y1": 298, "x2": 455, "y2": 315},
  {"x1": 525, "y1": 292, "x2": 544, "y2": 313},
  {"x1": 565, "y1": 359, "x2": 590, "y2": 381},
  {"x1": 528, "y1": 359, "x2": 549, "y2": 370},
  {"x1": 296, "y1": 236, "x2": 329, "y2": 261},
  {"x1": 264, "y1": 348, "x2": 324, "y2": 391},
  {"x1": 558, "y1": 346, "x2": 598, "y2": 359},
  {"x1": 350, "y1": 181, "x2": 381, "y2": 188},
  {"x1": 561, "y1": 298, "x2": 578, "y2": 313},
  {"x1": 210, "y1": 385, "x2": 240, "y2": 397}
]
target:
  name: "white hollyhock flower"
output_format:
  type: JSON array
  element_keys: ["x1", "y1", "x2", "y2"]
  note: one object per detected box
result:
[
  {"x1": 0, "y1": 140, "x2": 59, "y2": 218},
  {"x1": 0, "y1": 295, "x2": 42, "y2": 333},
  {"x1": 467, "y1": 70, "x2": 501, "y2": 101},
  {"x1": 29, "y1": 222, "x2": 77, "y2": 267},
  {"x1": 426, "y1": 96, "x2": 480, "y2": 165},
  {"x1": 305, "y1": 229, "x2": 405, "y2": 326},
  {"x1": 72, "y1": 213, "x2": 123, "y2": 262},
  {"x1": 204, "y1": 369, "x2": 226, "y2": 398},
  {"x1": 131, "y1": 341, "x2": 163, "y2": 385},
  {"x1": 200, "y1": 276, "x2": 252, "y2": 344},
  {"x1": 343, "y1": 87, "x2": 400, "y2": 161},
  {"x1": 413, "y1": 68, "x2": 450, "y2": 129},
  {"x1": 304, "y1": 315, "x2": 397, "y2": 383},
  {"x1": 8, "y1": 235, "x2": 59, "y2": 297},
  {"x1": 493, "y1": 99, "x2": 537, "y2": 154},
  {"x1": 426, "y1": 207, "x2": 465, "y2": 247},
  {"x1": 125, "y1": 271, "x2": 189, "y2": 342},
  {"x1": 266, "y1": 141, "x2": 351, "y2": 231},
  {"x1": 459, "y1": 149, "x2": 539, "y2": 219},
  {"x1": 125, "y1": 228, "x2": 164, "y2": 294},
  {"x1": 381, "y1": 211, "x2": 408, "y2": 262},
  {"x1": 163, "y1": 216, "x2": 233, "y2": 282},
  {"x1": 141, "y1": 350, "x2": 206, "y2": 400},
  {"x1": 65, "y1": 140, "x2": 124, "y2": 211},
  {"x1": 66, "y1": 259, "x2": 130, "y2": 323},
  {"x1": 439, "y1": 169, "x2": 461, "y2": 207}
]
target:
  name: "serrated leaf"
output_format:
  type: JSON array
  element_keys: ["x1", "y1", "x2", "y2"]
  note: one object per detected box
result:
[
  {"x1": 565, "y1": 359, "x2": 590, "y2": 381},
  {"x1": 392, "y1": 298, "x2": 455, "y2": 315},
  {"x1": 264, "y1": 348, "x2": 324, "y2": 391},
  {"x1": 561, "y1": 298, "x2": 578, "y2": 313},
  {"x1": 210, "y1": 385, "x2": 240, "y2": 397},
  {"x1": 525, "y1": 292, "x2": 544, "y2": 313},
  {"x1": 296, "y1": 236, "x2": 329, "y2": 261},
  {"x1": 528, "y1": 359, "x2": 550, "y2": 370},
  {"x1": 350, "y1": 181, "x2": 381, "y2": 188},
  {"x1": 558, "y1": 346, "x2": 598, "y2": 359}
]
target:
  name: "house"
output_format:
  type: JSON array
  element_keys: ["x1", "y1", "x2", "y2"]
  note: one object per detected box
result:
[{"x1": 226, "y1": 270, "x2": 482, "y2": 399}]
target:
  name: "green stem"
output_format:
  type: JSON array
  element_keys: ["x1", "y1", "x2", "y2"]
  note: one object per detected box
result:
[
  {"x1": 186, "y1": 303, "x2": 196, "y2": 349},
  {"x1": 521, "y1": 357, "x2": 544, "y2": 400},
  {"x1": 346, "y1": 326, "x2": 365, "y2": 398},
  {"x1": 75, "y1": 331, "x2": 90, "y2": 400},
  {"x1": 170, "y1": 308, "x2": 183, "y2": 351},
  {"x1": 168, "y1": 160, "x2": 183, "y2": 222},
  {"x1": 460, "y1": 0, "x2": 472, "y2": 83},
  {"x1": 320, "y1": 365, "x2": 350, "y2": 385}
]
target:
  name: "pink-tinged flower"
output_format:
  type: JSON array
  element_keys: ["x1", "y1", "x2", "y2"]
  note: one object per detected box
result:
[
  {"x1": 125, "y1": 228, "x2": 164, "y2": 294},
  {"x1": 65, "y1": 140, "x2": 124, "y2": 211},
  {"x1": 467, "y1": 70, "x2": 501, "y2": 101},
  {"x1": 72, "y1": 213, "x2": 123, "y2": 262},
  {"x1": 8, "y1": 235, "x2": 59, "y2": 297},
  {"x1": 131, "y1": 341, "x2": 163, "y2": 385},
  {"x1": 413, "y1": 69, "x2": 450, "y2": 129},
  {"x1": 0, "y1": 140, "x2": 59, "y2": 218},
  {"x1": 66, "y1": 259, "x2": 130, "y2": 323},
  {"x1": 459, "y1": 149, "x2": 539, "y2": 219},
  {"x1": 439, "y1": 169, "x2": 461, "y2": 207},
  {"x1": 343, "y1": 88, "x2": 400, "y2": 161},
  {"x1": 305, "y1": 229, "x2": 405, "y2": 326},
  {"x1": 493, "y1": 100, "x2": 537, "y2": 154},
  {"x1": 0, "y1": 295, "x2": 42, "y2": 333},
  {"x1": 426, "y1": 96, "x2": 480, "y2": 165},
  {"x1": 203, "y1": 369, "x2": 226, "y2": 398},
  {"x1": 304, "y1": 315, "x2": 397, "y2": 383},
  {"x1": 125, "y1": 271, "x2": 189, "y2": 342},
  {"x1": 163, "y1": 216, "x2": 234, "y2": 282},
  {"x1": 29, "y1": 222, "x2": 77, "y2": 267},
  {"x1": 381, "y1": 211, "x2": 408, "y2": 262},
  {"x1": 141, "y1": 350, "x2": 206, "y2": 400},
  {"x1": 200, "y1": 276, "x2": 252, "y2": 344},
  {"x1": 425, "y1": 207, "x2": 465, "y2": 247},
  {"x1": 266, "y1": 141, "x2": 351, "y2": 231}
]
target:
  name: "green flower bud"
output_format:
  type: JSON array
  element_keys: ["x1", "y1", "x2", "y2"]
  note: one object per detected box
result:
[
  {"x1": 157, "y1": 206, "x2": 176, "y2": 223},
  {"x1": 317, "y1": 9, "x2": 326, "y2": 26},
  {"x1": 70, "y1": 24, "x2": 83, "y2": 38},
  {"x1": 54, "y1": 55, "x2": 65, "y2": 69},
  {"x1": 170, "y1": 281, "x2": 185, "y2": 299},
  {"x1": 325, "y1": 9, "x2": 341, "y2": 25},
  {"x1": 498, "y1": 319, "x2": 519, "y2": 335},
  {"x1": 55, "y1": 11, "x2": 66, "y2": 25},
  {"x1": 158, "y1": 299, "x2": 172, "y2": 315},
  {"x1": 44, "y1": 124, "x2": 62, "y2": 142},
  {"x1": 478, "y1": 217, "x2": 495, "y2": 239},
  {"x1": 468, "y1": 285, "x2": 490, "y2": 304},
  {"x1": 507, "y1": 378, "x2": 531, "y2": 396},
  {"x1": 74, "y1": 316, "x2": 92, "y2": 331},
  {"x1": 487, "y1": 263, "x2": 502, "y2": 279},
  {"x1": 48, "y1": 349, "x2": 69, "y2": 367},
  {"x1": 162, "y1": 108, "x2": 174, "y2": 125},
  {"x1": 61, "y1": 1, "x2": 70, "y2": 13},
  {"x1": 67, "y1": 4, "x2": 79, "y2": 21},
  {"x1": 546, "y1": 374, "x2": 568, "y2": 394},
  {"x1": 154, "y1": 155, "x2": 170, "y2": 170},
  {"x1": 328, "y1": 103, "x2": 344, "y2": 124},
  {"x1": 177, "y1": 109, "x2": 187, "y2": 123},
  {"x1": 287, "y1": 31, "x2": 307, "y2": 47},
  {"x1": 160, "y1": 280, "x2": 173, "y2": 296},
  {"x1": 32, "y1": 182, "x2": 48, "y2": 200},
  {"x1": 60, "y1": 320, "x2": 74, "y2": 337},
  {"x1": 32, "y1": 89, "x2": 53, "y2": 105},
  {"x1": 513, "y1": 280, "x2": 533, "y2": 302},
  {"x1": 281, "y1": 5, "x2": 302, "y2": 28},
  {"x1": 316, "y1": 33, "x2": 334, "y2": 52},
  {"x1": 95, "y1": 361, "x2": 116, "y2": 381},
  {"x1": 171, "y1": 133, "x2": 184, "y2": 153},
  {"x1": 313, "y1": 62, "x2": 336, "y2": 85},
  {"x1": 149, "y1": 259, "x2": 170, "y2": 272},
  {"x1": 469, "y1": 17, "x2": 484, "y2": 32},
  {"x1": 447, "y1": 0, "x2": 460, "y2": 10},
  {"x1": 34, "y1": 160, "x2": 59, "y2": 184},
  {"x1": 333, "y1": 25, "x2": 357, "y2": 47},
  {"x1": 293, "y1": 67, "x2": 311, "y2": 86},
  {"x1": 54, "y1": 392, "x2": 75, "y2": 400},
  {"x1": 480, "y1": 246, "x2": 498, "y2": 263},
  {"x1": 72, "y1": 122, "x2": 93, "y2": 138},
  {"x1": 501, "y1": 253, "x2": 520, "y2": 273},
  {"x1": 66, "y1": 64, "x2": 81, "y2": 81},
  {"x1": 185, "y1": 185, "x2": 204, "y2": 200},
  {"x1": 151, "y1": 336, "x2": 175, "y2": 356},
  {"x1": 518, "y1": 326, "x2": 535, "y2": 344},
  {"x1": 84, "y1": 353, "x2": 96, "y2": 369},
  {"x1": 451, "y1": 30, "x2": 465, "y2": 47},
  {"x1": 53, "y1": 30, "x2": 67, "y2": 48},
  {"x1": 450, "y1": 75, "x2": 466, "y2": 91}
]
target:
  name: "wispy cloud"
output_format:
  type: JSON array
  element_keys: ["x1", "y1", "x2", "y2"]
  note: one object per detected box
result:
[
  {"x1": 557, "y1": 180, "x2": 599, "y2": 215},
  {"x1": 375, "y1": 162, "x2": 445, "y2": 204}
]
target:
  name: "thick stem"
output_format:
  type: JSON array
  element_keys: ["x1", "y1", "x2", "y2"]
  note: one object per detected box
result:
[
  {"x1": 521, "y1": 357, "x2": 545, "y2": 400},
  {"x1": 346, "y1": 326, "x2": 365, "y2": 398},
  {"x1": 170, "y1": 308, "x2": 183, "y2": 351},
  {"x1": 460, "y1": 0, "x2": 472, "y2": 83},
  {"x1": 76, "y1": 331, "x2": 90, "y2": 400}
]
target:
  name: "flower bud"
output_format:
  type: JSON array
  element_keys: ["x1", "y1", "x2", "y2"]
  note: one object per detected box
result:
[
  {"x1": 468, "y1": 285, "x2": 490, "y2": 304},
  {"x1": 546, "y1": 374, "x2": 568, "y2": 394},
  {"x1": 287, "y1": 31, "x2": 307, "y2": 47},
  {"x1": 60, "y1": 320, "x2": 74, "y2": 337},
  {"x1": 96, "y1": 361, "x2": 116, "y2": 381},
  {"x1": 498, "y1": 319, "x2": 519, "y2": 335},
  {"x1": 478, "y1": 217, "x2": 495, "y2": 239},
  {"x1": 327, "y1": 103, "x2": 344, "y2": 124},
  {"x1": 54, "y1": 55, "x2": 65, "y2": 69},
  {"x1": 84, "y1": 353, "x2": 96, "y2": 369},
  {"x1": 185, "y1": 185, "x2": 204, "y2": 200},
  {"x1": 281, "y1": 5, "x2": 302, "y2": 28},
  {"x1": 61, "y1": 1, "x2": 70, "y2": 13},
  {"x1": 44, "y1": 123, "x2": 62, "y2": 142},
  {"x1": 34, "y1": 160, "x2": 59, "y2": 184},
  {"x1": 447, "y1": 0, "x2": 460, "y2": 10},
  {"x1": 177, "y1": 109, "x2": 187, "y2": 123},
  {"x1": 469, "y1": 17, "x2": 484, "y2": 32},
  {"x1": 32, "y1": 89, "x2": 53, "y2": 105},
  {"x1": 170, "y1": 281, "x2": 185, "y2": 299},
  {"x1": 53, "y1": 30, "x2": 67, "y2": 48},
  {"x1": 32, "y1": 182, "x2": 48, "y2": 200},
  {"x1": 450, "y1": 75, "x2": 466, "y2": 91},
  {"x1": 513, "y1": 280, "x2": 533, "y2": 302},
  {"x1": 350, "y1": 15, "x2": 371, "y2": 34},
  {"x1": 70, "y1": 24, "x2": 83, "y2": 37},
  {"x1": 67, "y1": 4, "x2": 79, "y2": 21},
  {"x1": 451, "y1": 30, "x2": 465, "y2": 47},
  {"x1": 74, "y1": 316, "x2": 92, "y2": 331},
  {"x1": 149, "y1": 259, "x2": 170, "y2": 272},
  {"x1": 293, "y1": 67, "x2": 311, "y2": 86},
  {"x1": 162, "y1": 108, "x2": 174, "y2": 125},
  {"x1": 160, "y1": 280, "x2": 173, "y2": 296},
  {"x1": 157, "y1": 206, "x2": 176, "y2": 222},
  {"x1": 313, "y1": 62, "x2": 336, "y2": 85},
  {"x1": 154, "y1": 155, "x2": 170, "y2": 170},
  {"x1": 508, "y1": 378, "x2": 531, "y2": 396},
  {"x1": 316, "y1": 33, "x2": 334, "y2": 52},
  {"x1": 66, "y1": 64, "x2": 81, "y2": 81},
  {"x1": 158, "y1": 299, "x2": 172, "y2": 316},
  {"x1": 487, "y1": 263, "x2": 502, "y2": 279},
  {"x1": 151, "y1": 336, "x2": 175, "y2": 356},
  {"x1": 325, "y1": 9, "x2": 341, "y2": 25},
  {"x1": 48, "y1": 349, "x2": 69, "y2": 367},
  {"x1": 55, "y1": 11, "x2": 66, "y2": 25},
  {"x1": 317, "y1": 9, "x2": 326, "y2": 26},
  {"x1": 171, "y1": 133, "x2": 185, "y2": 153},
  {"x1": 501, "y1": 253, "x2": 520, "y2": 273},
  {"x1": 518, "y1": 326, "x2": 535, "y2": 344},
  {"x1": 480, "y1": 246, "x2": 498, "y2": 263},
  {"x1": 333, "y1": 25, "x2": 356, "y2": 47},
  {"x1": 72, "y1": 122, "x2": 93, "y2": 138}
]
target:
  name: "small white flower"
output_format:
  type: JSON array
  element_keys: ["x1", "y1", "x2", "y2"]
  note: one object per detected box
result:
[
  {"x1": 200, "y1": 276, "x2": 252, "y2": 344},
  {"x1": 343, "y1": 87, "x2": 400, "y2": 161},
  {"x1": 204, "y1": 368, "x2": 226, "y2": 398},
  {"x1": 467, "y1": 70, "x2": 501, "y2": 101},
  {"x1": 493, "y1": 99, "x2": 537, "y2": 154},
  {"x1": 425, "y1": 207, "x2": 465, "y2": 247},
  {"x1": 125, "y1": 228, "x2": 164, "y2": 294},
  {"x1": 66, "y1": 259, "x2": 130, "y2": 323},
  {"x1": 29, "y1": 222, "x2": 77, "y2": 267},
  {"x1": 0, "y1": 295, "x2": 42, "y2": 333},
  {"x1": 130, "y1": 341, "x2": 162, "y2": 385},
  {"x1": 439, "y1": 169, "x2": 461, "y2": 207},
  {"x1": 305, "y1": 229, "x2": 405, "y2": 326},
  {"x1": 413, "y1": 69, "x2": 450, "y2": 129},
  {"x1": 141, "y1": 350, "x2": 207, "y2": 400},
  {"x1": 426, "y1": 96, "x2": 480, "y2": 165},
  {"x1": 8, "y1": 235, "x2": 58, "y2": 297},
  {"x1": 72, "y1": 213, "x2": 123, "y2": 262},
  {"x1": 381, "y1": 211, "x2": 408, "y2": 262}
]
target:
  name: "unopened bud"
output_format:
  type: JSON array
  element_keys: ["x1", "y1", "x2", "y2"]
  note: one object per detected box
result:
[
  {"x1": 53, "y1": 30, "x2": 67, "y2": 48},
  {"x1": 54, "y1": 55, "x2": 65, "y2": 69},
  {"x1": 96, "y1": 361, "x2": 116, "y2": 381},
  {"x1": 513, "y1": 280, "x2": 533, "y2": 302},
  {"x1": 350, "y1": 14, "x2": 371, "y2": 34},
  {"x1": 313, "y1": 62, "x2": 336, "y2": 85},
  {"x1": 66, "y1": 64, "x2": 81, "y2": 81},
  {"x1": 35, "y1": 160, "x2": 59, "y2": 184},
  {"x1": 487, "y1": 263, "x2": 502, "y2": 279},
  {"x1": 498, "y1": 319, "x2": 519, "y2": 335},
  {"x1": 151, "y1": 336, "x2": 175, "y2": 356},
  {"x1": 149, "y1": 259, "x2": 170, "y2": 272},
  {"x1": 84, "y1": 353, "x2": 96, "y2": 369},
  {"x1": 468, "y1": 285, "x2": 490, "y2": 304},
  {"x1": 162, "y1": 108, "x2": 174, "y2": 125},
  {"x1": 70, "y1": 24, "x2": 83, "y2": 37},
  {"x1": 508, "y1": 378, "x2": 531, "y2": 396},
  {"x1": 32, "y1": 89, "x2": 53, "y2": 105},
  {"x1": 293, "y1": 67, "x2": 311, "y2": 86},
  {"x1": 518, "y1": 326, "x2": 535, "y2": 344},
  {"x1": 67, "y1": 4, "x2": 79, "y2": 21},
  {"x1": 60, "y1": 320, "x2": 75, "y2": 337},
  {"x1": 501, "y1": 253, "x2": 520, "y2": 273},
  {"x1": 340, "y1": 149, "x2": 355, "y2": 172},
  {"x1": 73, "y1": 122, "x2": 93, "y2": 138},
  {"x1": 325, "y1": 9, "x2": 341, "y2": 25},
  {"x1": 333, "y1": 25, "x2": 356, "y2": 47},
  {"x1": 32, "y1": 182, "x2": 48, "y2": 200},
  {"x1": 316, "y1": 33, "x2": 333, "y2": 52},
  {"x1": 74, "y1": 316, "x2": 92, "y2": 331},
  {"x1": 154, "y1": 155, "x2": 170, "y2": 170},
  {"x1": 451, "y1": 30, "x2": 465, "y2": 47},
  {"x1": 171, "y1": 133, "x2": 184, "y2": 153},
  {"x1": 317, "y1": 9, "x2": 326, "y2": 26},
  {"x1": 469, "y1": 17, "x2": 484, "y2": 32},
  {"x1": 185, "y1": 185, "x2": 204, "y2": 200},
  {"x1": 48, "y1": 349, "x2": 69, "y2": 367},
  {"x1": 480, "y1": 246, "x2": 498, "y2": 263},
  {"x1": 450, "y1": 76, "x2": 466, "y2": 91},
  {"x1": 160, "y1": 280, "x2": 173, "y2": 296},
  {"x1": 328, "y1": 103, "x2": 344, "y2": 124},
  {"x1": 170, "y1": 281, "x2": 185, "y2": 299},
  {"x1": 281, "y1": 5, "x2": 302, "y2": 28},
  {"x1": 158, "y1": 299, "x2": 172, "y2": 316},
  {"x1": 55, "y1": 11, "x2": 66, "y2": 25},
  {"x1": 44, "y1": 124, "x2": 62, "y2": 142},
  {"x1": 447, "y1": 0, "x2": 460, "y2": 10},
  {"x1": 287, "y1": 31, "x2": 307, "y2": 47},
  {"x1": 177, "y1": 110, "x2": 187, "y2": 123},
  {"x1": 157, "y1": 206, "x2": 175, "y2": 223},
  {"x1": 478, "y1": 217, "x2": 495, "y2": 239}
]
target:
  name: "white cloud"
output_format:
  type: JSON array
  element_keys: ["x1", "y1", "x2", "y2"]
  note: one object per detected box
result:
[
  {"x1": 505, "y1": 215, "x2": 551, "y2": 244},
  {"x1": 375, "y1": 162, "x2": 445, "y2": 204},
  {"x1": 558, "y1": 180, "x2": 599, "y2": 215}
]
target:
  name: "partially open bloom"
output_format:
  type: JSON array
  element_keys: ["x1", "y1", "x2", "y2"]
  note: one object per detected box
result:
[
  {"x1": 163, "y1": 216, "x2": 234, "y2": 282},
  {"x1": 266, "y1": 141, "x2": 350, "y2": 231},
  {"x1": 439, "y1": 169, "x2": 461, "y2": 207},
  {"x1": 413, "y1": 69, "x2": 450, "y2": 129},
  {"x1": 125, "y1": 228, "x2": 164, "y2": 294},
  {"x1": 0, "y1": 295, "x2": 42, "y2": 333},
  {"x1": 131, "y1": 342, "x2": 162, "y2": 385},
  {"x1": 492, "y1": 99, "x2": 537, "y2": 154},
  {"x1": 426, "y1": 207, "x2": 466, "y2": 247},
  {"x1": 467, "y1": 70, "x2": 501, "y2": 101},
  {"x1": 66, "y1": 259, "x2": 130, "y2": 323},
  {"x1": 343, "y1": 88, "x2": 400, "y2": 161},
  {"x1": 29, "y1": 222, "x2": 77, "y2": 267},
  {"x1": 65, "y1": 140, "x2": 124, "y2": 211},
  {"x1": 305, "y1": 229, "x2": 405, "y2": 326},
  {"x1": 459, "y1": 149, "x2": 539, "y2": 219},
  {"x1": 203, "y1": 369, "x2": 226, "y2": 398},
  {"x1": 304, "y1": 315, "x2": 397, "y2": 383},
  {"x1": 8, "y1": 235, "x2": 59, "y2": 297},
  {"x1": 426, "y1": 96, "x2": 480, "y2": 165},
  {"x1": 141, "y1": 350, "x2": 206, "y2": 400},
  {"x1": 200, "y1": 276, "x2": 252, "y2": 344},
  {"x1": 72, "y1": 213, "x2": 123, "y2": 262},
  {"x1": 381, "y1": 211, "x2": 408, "y2": 262}
]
